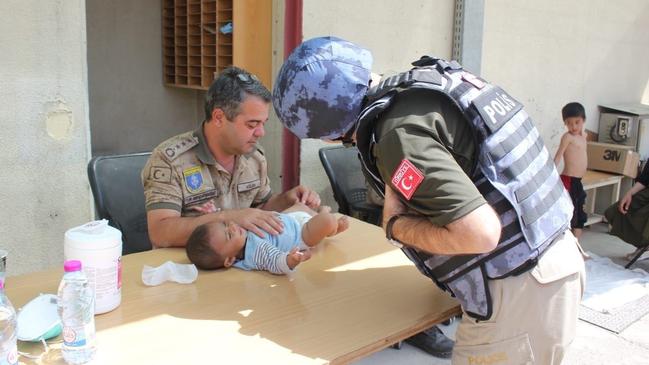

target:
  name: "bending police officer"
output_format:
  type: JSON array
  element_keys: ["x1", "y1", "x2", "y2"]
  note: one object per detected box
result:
[{"x1": 273, "y1": 37, "x2": 585, "y2": 364}]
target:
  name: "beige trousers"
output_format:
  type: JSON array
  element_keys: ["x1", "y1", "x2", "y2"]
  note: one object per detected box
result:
[{"x1": 452, "y1": 231, "x2": 586, "y2": 365}]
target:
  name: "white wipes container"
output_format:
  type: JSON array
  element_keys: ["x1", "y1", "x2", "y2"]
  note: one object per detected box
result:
[{"x1": 64, "y1": 220, "x2": 122, "y2": 314}]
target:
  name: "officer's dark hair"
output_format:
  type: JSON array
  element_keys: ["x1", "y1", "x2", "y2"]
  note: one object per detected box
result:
[
  {"x1": 561, "y1": 102, "x2": 586, "y2": 121},
  {"x1": 186, "y1": 223, "x2": 226, "y2": 270},
  {"x1": 204, "y1": 66, "x2": 271, "y2": 121}
]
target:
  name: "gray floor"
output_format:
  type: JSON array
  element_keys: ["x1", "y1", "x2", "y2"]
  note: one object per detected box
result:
[{"x1": 353, "y1": 223, "x2": 649, "y2": 365}]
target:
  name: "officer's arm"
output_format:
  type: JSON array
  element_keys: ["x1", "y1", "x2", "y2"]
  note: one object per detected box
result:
[
  {"x1": 259, "y1": 185, "x2": 321, "y2": 211},
  {"x1": 384, "y1": 190, "x2": 501, "y2": 255},
  {"x1": 375, "y1": 122, "x2": 500, "y2": 255},
  {"x1": 147, "y1": 208, "x2": 285, "y2": 247},
  {"x1": 147, "y1": 209, "x2": 225, "y2": 248},
  {"x1": 258, "y1": 192, "x2": 294, "y2": 212}
]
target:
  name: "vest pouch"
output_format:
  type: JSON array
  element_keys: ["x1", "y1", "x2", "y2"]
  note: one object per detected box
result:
[
  {"x1": 357, "y1": 56, "x2": 573, "y2": 322},
  {"x1": 444, "y1": 263, "x2": 493, "y2": 320}
]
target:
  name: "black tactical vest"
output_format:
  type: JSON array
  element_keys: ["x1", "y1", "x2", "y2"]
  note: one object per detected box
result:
[{"x1": 355, "y1": 57, "x2": 572, "y2": 319}]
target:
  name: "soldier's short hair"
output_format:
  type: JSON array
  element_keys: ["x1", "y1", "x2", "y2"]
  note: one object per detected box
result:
[{"x1": 205, "y1": 66, "x2": 271, "y2": 121}]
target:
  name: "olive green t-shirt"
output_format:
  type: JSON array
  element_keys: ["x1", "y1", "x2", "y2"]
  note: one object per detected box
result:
[{"x1": 374, "y1": 88, "x2": 487, "y2": 227}]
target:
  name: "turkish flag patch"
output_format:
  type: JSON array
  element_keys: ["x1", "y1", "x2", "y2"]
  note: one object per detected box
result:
[{"x1": 391, "y1": 159, "x2": 424, "y2": 200}]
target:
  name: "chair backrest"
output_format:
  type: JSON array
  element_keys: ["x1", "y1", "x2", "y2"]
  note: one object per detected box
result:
[
  {"x1": 318, "y1": 146, "x2": 382, "y2": 225},
  {"x1": 87, "y1": 152, "x2": 152, "y2": 255}
]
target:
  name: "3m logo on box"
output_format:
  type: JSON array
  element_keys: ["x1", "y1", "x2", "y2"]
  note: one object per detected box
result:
[
  {"x1": 603, "y1": 149, "x2": 622, "y2": 161},
  {"x1": 391, "y1": 159, "x2": 424, "y2": 200},
  {"x1": 587, "y1": 142, "x2": 640, "y2": 178}
]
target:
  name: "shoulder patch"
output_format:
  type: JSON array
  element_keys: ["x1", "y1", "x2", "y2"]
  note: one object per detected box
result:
[
  {"x1": 183, "y1": 166, "x2": 204, "y2": 193},
  {"x1": 391, "y1": 159, "x2": 424, "y2": 200},
  {"x1": 149, "y1": 166, "x2": 172, "y2": 183},
  {"x1": 159, "y1": 132, "x2": 198, "y2": 161}
]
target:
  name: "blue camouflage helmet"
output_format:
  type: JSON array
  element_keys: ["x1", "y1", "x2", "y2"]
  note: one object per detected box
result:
[{"x1": 273, "y1": 36, "x2": 373, "y2": 140}]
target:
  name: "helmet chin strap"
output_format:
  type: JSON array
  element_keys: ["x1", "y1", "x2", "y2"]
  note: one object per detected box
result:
[{"x1": 341, "y1": 122, "x2": 357, "y2": 147}]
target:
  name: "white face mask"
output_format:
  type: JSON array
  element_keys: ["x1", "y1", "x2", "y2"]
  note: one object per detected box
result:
[{"x1": 17, "y1": 294, "x2": 61, "y2": 342}]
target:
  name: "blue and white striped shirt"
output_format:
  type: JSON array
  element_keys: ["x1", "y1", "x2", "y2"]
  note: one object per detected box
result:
[{"x1": 233, "y1": 212, "x2": 310, "y2": 274}]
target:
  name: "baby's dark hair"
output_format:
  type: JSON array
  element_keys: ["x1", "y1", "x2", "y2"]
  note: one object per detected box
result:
[
  {"x1": 186, "y1": 223, "x2": 227, "y2": 270},
  {"x1": 561, "y1": 102, "x2": 586, "y2": 121}
]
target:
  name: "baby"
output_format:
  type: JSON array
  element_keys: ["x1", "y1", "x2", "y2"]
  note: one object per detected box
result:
[{"x1": 186, "y1": 203, "x2": 349, "y2": 274}]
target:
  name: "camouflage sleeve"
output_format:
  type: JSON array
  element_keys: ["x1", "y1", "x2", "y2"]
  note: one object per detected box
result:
[
  {"x1": 251, "y1": 149, "x2": 273, "y2": 207},
  {"x1": 141, "y1": 149, "x2": 183, "y2": 212}
]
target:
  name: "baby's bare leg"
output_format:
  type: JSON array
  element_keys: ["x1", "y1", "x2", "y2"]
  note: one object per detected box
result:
[
  {"x1": 283, "y1": 202, "x2": 335, "y2": 217},
  {"x1": 301, "y1": 212, "x2": 349, "y2": 247}
]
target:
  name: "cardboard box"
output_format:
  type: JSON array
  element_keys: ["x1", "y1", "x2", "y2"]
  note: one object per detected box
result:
[{"x1": 587, "y1": 142, "x2": 640, "y2": 178}]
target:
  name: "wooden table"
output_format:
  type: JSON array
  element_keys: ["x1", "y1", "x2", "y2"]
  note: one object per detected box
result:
[
  {"x1": 582, "y1": 170, "x2": 623, "y2": 226},
  {"x1": 8, "y1": 217, "x2": 459, "y2": 365}
]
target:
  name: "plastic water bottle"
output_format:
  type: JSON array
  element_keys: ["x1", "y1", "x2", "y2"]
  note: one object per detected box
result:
[
  {"x1": 57, "y1": 260, "x2": 97, "y2": 364},
  {"x1": 0, "y1": 280, "x2": 18, "y2": 365}
]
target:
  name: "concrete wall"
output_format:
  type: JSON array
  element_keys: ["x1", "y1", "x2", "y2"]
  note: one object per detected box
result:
[
  {"x1": 87, "y1": 0, "x2": 202, "y2": 156},
  {"x1": 481, "y1": 0, "x2": 649, "y2": 155},
  {"x1": 0, "y1": 0, "x2": 93, "y2": 276},
  {"x1": 299, "y1": 0, "x2": 649, "y2": 210},
  {"x1": 300, "y1": 0, "x2": 456, "y2": 209}
]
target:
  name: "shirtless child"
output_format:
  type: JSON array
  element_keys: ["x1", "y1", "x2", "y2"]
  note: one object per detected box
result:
[{"x1": 554, "y1": 102, "x2": 588, "y2": 239}]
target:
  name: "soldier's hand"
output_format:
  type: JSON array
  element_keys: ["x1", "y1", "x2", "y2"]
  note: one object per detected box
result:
[
  {"x1": 227, "y1": 208, "x2": 284, "y2": 238},
  {"x1": 286, "y1": 185, "x2": 321, "y2": 209}
]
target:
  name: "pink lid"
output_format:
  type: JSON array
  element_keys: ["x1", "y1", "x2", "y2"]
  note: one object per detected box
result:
[
  {"x1": 0, "y1": 280, "x2": 4, "y2": 289},
  {"x1": 64, "y1": 260, "x2": 82, "y2": 272}
]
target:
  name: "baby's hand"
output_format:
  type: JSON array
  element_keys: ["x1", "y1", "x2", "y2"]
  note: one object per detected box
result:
[{"x1": 286, "y1": 247, "x2": 312, "y2": 270}]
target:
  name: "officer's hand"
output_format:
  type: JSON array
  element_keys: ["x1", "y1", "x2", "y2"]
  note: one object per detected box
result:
[
  {"x1": 382, "y1": 186, "x2": 408, "y2": 231},
  {"x1": 618, "y1": 193, "x2": 633, "y2": 214},
  {"x1": 286, "y1": 185, "x2": 321, "y2": 209},
  {"x1": 227, "y1": 208, "x2": 284, "y2": 238},
  {"x1": 286, "y1": 247, "x2": 312, "y2": 270}
]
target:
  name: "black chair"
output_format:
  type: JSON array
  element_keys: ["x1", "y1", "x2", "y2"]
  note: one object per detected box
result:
[
  {"x1": 318, "y1": 145, "x2": 382, "y2": 226},
  {"x1": 87, "y1": 152, "x2": 152, "y2": 255}
]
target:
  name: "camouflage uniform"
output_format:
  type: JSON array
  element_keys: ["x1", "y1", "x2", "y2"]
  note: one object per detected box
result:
[{"x1": 142, "y1": 123, "x2": 272, "y2": 216}]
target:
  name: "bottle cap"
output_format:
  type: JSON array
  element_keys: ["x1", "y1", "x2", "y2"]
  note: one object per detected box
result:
[{"x1": 63, "y1": 260, "x2": 82, "y2": 272}]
